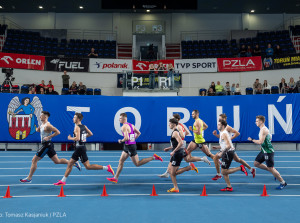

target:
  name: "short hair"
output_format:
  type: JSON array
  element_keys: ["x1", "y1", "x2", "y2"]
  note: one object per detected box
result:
[
  {"x1": 256, "y1": 115, "x2": 265, "y2": 123},
  {"x1": 219, "y1": 113, "x2": 227, "y2": 120},
  {"x1": 193, "y1": 110, "x2": 199, "y2": 115},
  {"x1": 219, "y1": 119, "x2": 227, "y2": 127},
  {"x1": 75, "y1": 112, "x2": 83, "y2": 121},
  {"x1": 173, "y1": 113, "x2": 181, "y2": 121},
  {"x1": 169, "y1": 118, "x2": 178, "y2": 125},
  {"x1": 120, "y1": 113, "x2": 127, "y2": 118},
  {"x1": 42, "y1": 111, "x2": 50, "y2": 117},
  {"x1": 226, "y1": 82, "x2": 229, "y2": 84}
]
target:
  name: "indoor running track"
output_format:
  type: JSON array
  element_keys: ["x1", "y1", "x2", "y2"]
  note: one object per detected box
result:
[{"x1": 0, "y1": 150, "x2": 299, "y2": 223}]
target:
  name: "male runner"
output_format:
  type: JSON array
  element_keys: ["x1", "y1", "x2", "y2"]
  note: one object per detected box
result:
[
  {"x1": 107, "y1": 113, "x2": 163, "y2": 183},
  {"x1": 54, "y1": 113, "x2": 114, "y2": 185},
  {"x1": 20, "y1": 111, "x2": 81, "y2": 183},
  {"x1": 186, "y1": 110, "x2": 214, "y2": 160},
  {"x1": 248, "y1": 115, "x2": 287, "y2": 190},
  {"x1": 212, "y1": 113, "x2": 255, "y2": 180},
  {"x1": 214, "y1": 120, "x2": 247, "y2": 191},
  {"x1": 165, "y1": 118, "x2": 198, "y2": 193},
  {"x1": 159, "y1": 113, "x2": 209, "y2": 178}
]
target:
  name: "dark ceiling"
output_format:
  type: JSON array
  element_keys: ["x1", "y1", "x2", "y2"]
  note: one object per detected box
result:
[{"x1": 0, "y1": 0, "x2": 299, "y2": 13}]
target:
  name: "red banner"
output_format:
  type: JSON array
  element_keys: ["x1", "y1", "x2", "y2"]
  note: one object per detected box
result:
[
  {"x1": 217, "y1": 56, "x2": 262, "y2": 72},
  {"x1": 132, "y1": 59, "x2": 174, "y2": 73},
  {"x1": 0, "y1": 52, "x2": 45, "y2": 70}
]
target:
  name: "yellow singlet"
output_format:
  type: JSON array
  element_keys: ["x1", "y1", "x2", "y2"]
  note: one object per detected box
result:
[{"x1": 193, "y1": 118, "x2": 205, "y2": 143}]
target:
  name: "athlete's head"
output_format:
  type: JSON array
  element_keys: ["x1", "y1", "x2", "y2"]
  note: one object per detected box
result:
[
  {"x1": 119, "y1": 113, "x2": 127, "y2": 124},
  {"x1": 219, "y1": 113, "x2": 227, "y2": 121},
  {"x1": 74, "y1": 113, "x2": 83, "y2": 123},
  {"x1": 169, "y1": 118, "x2": 178, "y2": 129},
  {"x1": 173, "y1": 113, "x2": 181, "y2": 121},
  {"x1": 255, "y1": 115, "x2": 265, "y2": 127},
  {"x1": 192, "y1": 110, "x2": 199, "y2": 119},
  {"x1": 217, "y1": 119, "x2": 227, "y2": 131},
  {"x1": 40, "y1": 111, "x2": 50, "y2": 122}
]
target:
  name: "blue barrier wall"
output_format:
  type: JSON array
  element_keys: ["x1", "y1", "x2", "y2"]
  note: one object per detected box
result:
[{"x1": 1, "y1": 94, "x2": 299, "y2": 143}]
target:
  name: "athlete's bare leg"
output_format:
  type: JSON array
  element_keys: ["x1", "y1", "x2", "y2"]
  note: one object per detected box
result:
[
  {"x1": 254, "y1": 161, "x2": 283, "y2": 182},
  {"x1": 51, "y1": 154, "x2": 68, "y2": 164},
  {"x1": 233, "y1": 153, "x2": 251, "y2": 169},
  {"x1": 83, "y1": 160, "x2": 104, "y2": 170},
  {"x1": 131, "y1": 154, "x2": 154, "y2": 167},
  {"x1": 221, "y1": 167, "x2": 241, "y2": 188},
  {"x1": 27, "y1": 155, "x2": 42, "y2": 180},
  {"x1": 114, "y1": 151, "x2": 129, "y2": 179}
]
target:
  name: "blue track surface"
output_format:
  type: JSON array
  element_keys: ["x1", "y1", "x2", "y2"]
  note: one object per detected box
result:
[{"x1": 0, "y1": 150, "x2": 299, "y2": 223}]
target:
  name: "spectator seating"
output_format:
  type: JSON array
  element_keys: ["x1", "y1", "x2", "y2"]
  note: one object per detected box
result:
[
  {"x1": 86, "y1": 88, "x2": 94, "y2": 95},
  {"x1": 199, "y1": 88, "x2": 207, "y2": 96},
  {"x1": 94, "y1": 88, "x2": 101, "y2": 95},
  {"x1": 271, "y1": 86, "x2": 279, "y2": 94},
  {"x1": 289, "y1": 25, "x2": 300, "y2": 36},
  {"x1": 245, "y1": 87, "x2": 253, "y2": 95},
  {"x1": 2, "y1": 84, "x2": 11, "y2": 93},
  {"x1": 263, "y1": 89, "x2": 271, "y2": 94},
  {"x1": 2, "y1": 28, "x2": 116, "y2": 59},
  {"x1": 181, "y1": 30, "x2": 296, "y2": 59},
  {"x1": 21, "y1": 85, "x2": 29, "y2": 94},
  {"x1": 61, "y1": 88, "x2": 69, "y2": 95},
  {"x1": 11, "y1": 85, "x2": 20, "y2": 93}
]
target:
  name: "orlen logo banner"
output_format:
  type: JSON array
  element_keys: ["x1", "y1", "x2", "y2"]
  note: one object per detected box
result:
[
  {"x1": 132, "y1": 59, "x2": 174, "y2": 73},
  {"x1": 217, "y1": 56, "x2": 262, "y2": 72},
  {"x1": 0, "y1": 52, "x2": 45, "y2": 70},
  {"x1": 89, "y1": 59, "x2": 132, "y2": 72}
]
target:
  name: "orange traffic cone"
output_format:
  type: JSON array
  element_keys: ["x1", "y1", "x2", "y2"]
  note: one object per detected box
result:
[
  {"x1": 261, "y1": 185, "x2": 269, "y2": 197},
  {"x1": 200, "y1": 185, "x2": 207, "y2": 196},
  {"x1": 101, "y1": 185, "x2": 108, "y2": 197},
  {"x1": 150, "y1": 184, "x2": 158, "y2": 196},
  {"x1": 3, "y1": 186, "x2": 12, "y2": 198},
  {"x1": 57, "y1": 185, "x2": 66, "y2": 197}
]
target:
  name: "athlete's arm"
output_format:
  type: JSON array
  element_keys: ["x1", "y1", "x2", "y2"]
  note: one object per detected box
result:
[
  {"x1": 223, "y1": 133, "x2": 232, "y2": 150},
  {"x1": 36, "y1": 126, "x2": 40, "y2": 132},
  {"x1": 212, "y1": 145, "x2": 221, "y2": 149},
  {"x1": 84, "y1": 126, "x2": 93, "y2": 138},
  {"x1": 202, "y1": 121, "x2": 208, "y2": 130},
  {"x1": 68, "y1": 126, "x2": 80, "y2": 141},
  {"x1": 133, "y1": 125, "x2": 141, "y2": 140},
  {"x1": 170, "y1": 131, "x2": 183, "y2": 155},
  {"x1": 177, "y1": 125, "x2": 185, "y2": 139},
  {"x1": 248, "y1": 129, "x2": 267, "y2": 145},
  {"x1": 227, "y1": 126, "x2": 240, "y2": 140},
  {"x1": 43, "y1": 124, "x2": 60, "y2": 141},
  {"x1": 183, "y1": 125, "x2": 189, "y2": 136},
  {"x1": 212, "y1": 130, "x2": 220, "y2": 138},
  {"x1": 119, "y1": 125, "x2": 129, "y2": 143},
  {"x1": 192, "y1": 120, "x2": 202, "y2": 135}
]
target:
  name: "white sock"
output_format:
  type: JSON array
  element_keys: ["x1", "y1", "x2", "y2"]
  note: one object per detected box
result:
[
  {"x1": 217, "y1": 173, "x2": 221, "y2": 176},
  {"x1": 250, "y1": 168, "x2": 253, "y2": 172},
  {"x1": 152, "y1": 156, "x2": 155, "y2": 160},
  {"x1": 103, "y1": 166, "x2": 108, "y2": 170},
  {"x1": 280, "y1": 180, "x2": 286, "y2": 185},
  {"x1": 61, "y1": 176, "x2": 67, "y2": 182}
]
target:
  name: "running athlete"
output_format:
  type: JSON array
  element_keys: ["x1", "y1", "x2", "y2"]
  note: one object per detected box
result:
[
  {"x1": 54, "y1": 113, "x2": 114, "y2": 186},
  {"x1": 186, "y1": 110, "x2": 214, "y2": 160},
  {"x1": 107, "y1": 113, "x2": 163, "y2": 183},
  {"x1": 20, "y1": 111, "x2": 81, "y2": 183},
  {"x1": 248, "y1": 115, "x2": 287, "y2": 190},
  {"x1": 214, "y1": 120, "x2": 248, "y2": 191},
  {"x1": 212, "y1": 113, "x2": 255, "y2": 180},
  {"x1": 159, "y1": 113, "x2": 209, "y2": 178},
  {"x1": 165, "y1": 118, "x2": 198, "y2": 193}
]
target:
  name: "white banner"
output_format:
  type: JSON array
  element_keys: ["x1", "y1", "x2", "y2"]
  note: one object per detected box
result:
[
  {"x1": 174, "y1": 59, "x2": 218, "y2": 73},
  {"x1": 89, "y1": 59, "x2": 132, "y2": 73}
]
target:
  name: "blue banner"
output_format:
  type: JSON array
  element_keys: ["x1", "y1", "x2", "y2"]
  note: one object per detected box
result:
[{"x1": 1, "y1": 94, "x2": 299, "y2": 143}]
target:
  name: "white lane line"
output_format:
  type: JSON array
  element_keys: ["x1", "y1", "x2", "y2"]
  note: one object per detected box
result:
[
  {"x1": 1, "y1": 155, "x2": 300, "y2": 158},
  {"x1": 0, "y1": 167, "x2": 299, "y2": 170},
  {"x1": 0, "y1": 160, "x2": 299, "y2": 163},
  {"x1": 9, "y1": 194, "x2": 300, "y2": 198},
  {"x1": 10, "y1": 194, "x2": 300, "y2": 198},
  {"x1": 1, "y1": 182, "x2": 300, "y2": 186},
  {"x1": 0, "y1": 174, "x2": 299, "y2": 177}
]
